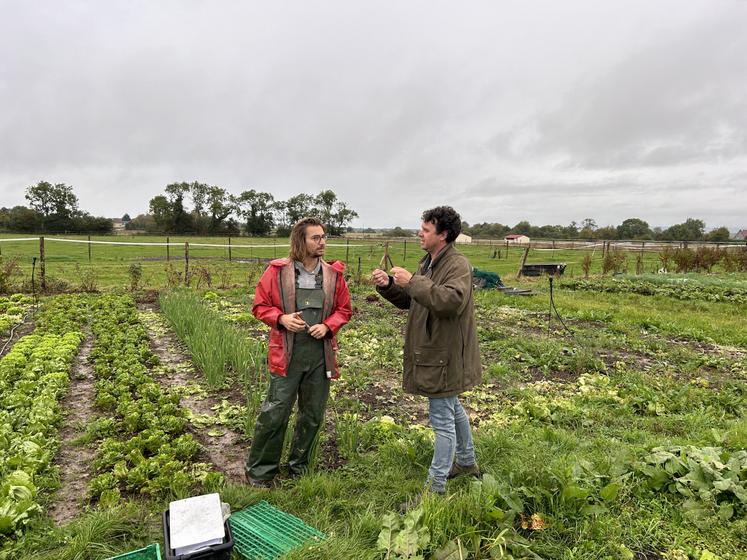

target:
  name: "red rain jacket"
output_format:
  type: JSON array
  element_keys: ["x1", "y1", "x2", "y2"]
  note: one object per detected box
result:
[{"x1": 252, "y1": 258, "x2": 352, "y2": 378}]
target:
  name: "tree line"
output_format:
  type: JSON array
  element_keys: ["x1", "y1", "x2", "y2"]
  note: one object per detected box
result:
[
  {"x1": 0, "y1": 182, "x2": 113, "y2": 233},
  {"x1": 0, "y1": 181, "x2": 359, "y2": 236},
  {"x1": 459, "y1": 217, "x2": 734, "y2": 242},
  {"x1": 1, "y1": 182, "x2": 736, "y2": 242},
  {"x1": 134, "y1": 182, "x2": 358, "y2": 236}
]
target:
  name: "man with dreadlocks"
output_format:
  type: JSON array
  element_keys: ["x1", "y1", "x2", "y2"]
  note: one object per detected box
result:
[{"x1": 246, "y1": 217, "x2": 352, "y2": 487}]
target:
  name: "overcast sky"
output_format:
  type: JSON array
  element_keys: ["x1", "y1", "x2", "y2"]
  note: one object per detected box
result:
[{"x1": 1, "y1": 0, "x2": 745, "y2": 230}]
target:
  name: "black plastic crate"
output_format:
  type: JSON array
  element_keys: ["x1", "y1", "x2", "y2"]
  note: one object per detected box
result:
[{"x1": 162, "y1": 508, "x2": 234, "y2": 560}]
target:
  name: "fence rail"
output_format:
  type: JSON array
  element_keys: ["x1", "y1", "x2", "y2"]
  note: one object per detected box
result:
[{"x1": 0, "y1": 234, "x2": 745, "y2": 292}]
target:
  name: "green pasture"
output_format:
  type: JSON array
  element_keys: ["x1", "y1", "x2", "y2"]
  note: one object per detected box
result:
[{"x1": 1, "y1": 233, "x2": 670, "y2": 291}]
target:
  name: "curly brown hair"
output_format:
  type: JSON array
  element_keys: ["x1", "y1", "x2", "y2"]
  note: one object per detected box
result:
[{"x1": 421, "y1": 206, "x2": 461, "y2": 243}]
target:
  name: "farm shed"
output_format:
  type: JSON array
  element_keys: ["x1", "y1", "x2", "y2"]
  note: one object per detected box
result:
[
  {"x1": 505, "y1": 233, "x2": 530, "y2": 244},
  {"x1": 455, "y1": 233, "x2": 472, "y2": 244},
  {"x1": 735, "y1": 229, "x2": 747, "y2": 240}
]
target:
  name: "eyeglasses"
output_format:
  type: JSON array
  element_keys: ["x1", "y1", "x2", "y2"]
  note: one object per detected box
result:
[{"x1": 309, "y1": 234, "x2": 328, "y2": 243}]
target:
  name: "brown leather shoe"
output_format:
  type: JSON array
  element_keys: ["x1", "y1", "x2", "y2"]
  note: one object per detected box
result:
[{"x1": 447, "y1": 462, "x2": 481, "y2": 480}]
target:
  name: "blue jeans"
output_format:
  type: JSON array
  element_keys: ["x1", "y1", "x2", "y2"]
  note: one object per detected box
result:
[{"x1": 427, "y1": 396, "x2": 476, "y2": 493}]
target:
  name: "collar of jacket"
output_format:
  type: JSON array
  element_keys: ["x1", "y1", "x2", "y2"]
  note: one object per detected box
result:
[
  {"x1": 270, "y1": 257, "x2": 346, "y2": 274},
  {"x1": 419, "y1": 242, "x2": 455, "y2": 272}
]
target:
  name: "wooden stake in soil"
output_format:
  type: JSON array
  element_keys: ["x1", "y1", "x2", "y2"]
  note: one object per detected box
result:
[
  {"x1": 39, "y1": 236, "x2": 46, "y2": 292},
  {"x1": 228, "y1": 237, "x2": 232, "y2": 262},
  {"x1": 379, "y1": 242, "x2": 394, "y2": 270},
  {"x1": 88, "y1": 235, "x2": 92, "y2": 262},
  {"x1": 517, "y1": 246, "x2": 530, "y2": 278},
  {"x1": 167, "y1": 236, "x2": 170, "y2": 261},
  {"x1": 184, "y1": 242, "x2": 190, "y2": 286}
]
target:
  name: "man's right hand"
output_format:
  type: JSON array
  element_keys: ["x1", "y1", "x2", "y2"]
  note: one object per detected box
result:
[
  {"x1": 279, "y1": 311, "x2": 307, "y2": 333},
  {"x1": 371, "y1": 268, "x2": 391, "y2": 287}
]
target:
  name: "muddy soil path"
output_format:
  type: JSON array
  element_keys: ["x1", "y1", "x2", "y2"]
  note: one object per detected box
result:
[
  {"x1": 138, "y1": 304, "x2": 248, "y2": 484},
  {"x1": 50, "y1": 333, "x2": 97, "y2": 526}
]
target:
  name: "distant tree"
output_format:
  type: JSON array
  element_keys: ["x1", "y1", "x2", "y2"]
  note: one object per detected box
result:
[
  {"x1": 384, "y1": 226, "x2": 413, "y2": 237},
  {"x1": 617, "y1": 218, "x2": 652, "y2": 240},
  {"x1": 236, "y1": 190, "x2": 275, "y2": 236},
  {"x1": 563, "y1": 221, "x2": 579, "y2": 238},
  {"x1": 0, "y1": 206, "x2": 42, "y2": 232},
  {"x1": 121, "y1": 213, "x2": 131, "y2": 222},
  {"x1": 165, "y1": 183, "x2": 194, "y2": 233},
  {"x1": 273, "y1": 200, "x2": 290, "y2": 236},
  {"x1": 73, "y1": 214, "x2": 113, "y2": 234},
  {"x1": 25, "y1": 181, "x2": 80, "y2": 232},
  {"x1": 466, "y1": 222, "x2": 510, "y2": 239},
  {"x1": 705, "y1": 226, "x2": 731, "y2": 242},
  {"x1": 594, "y1": 225, "x2": 618, "y2": 239},
  {"x1": 536, "y1": 225, "x2": 566, "y2": 239},
  {"x1": 660, "y1": 218, "x2": 706, "y2": 241},
  {"x1": 180, "y1": 182, "x2": 236, "y2": 234},
  {"x1": 314, "y1": 190, "x2": 338, "y2": 226},
  {"x1": 512, "y1": 221, "x2": 532, "y2": 235},
  {"x1": 148, "y1": 183, "x2": 197, "y2": 233},
  {"x1": 580, "y1": 218, "x2": 597, "y2": 231},
  {"x1": 578, "y1": 218, "x2": 597, "y2": 240},
  {"x1": 127, "y1": 213, "x2": 158, "y2": 232},
  {"x1": 284, "y1": 193, "x2": 315, "y2": 224},
  {"x1": 328, "y1": 201, "x2": 358, "y2": 236},
  {"x1": 205, "y1": 186, "x2": 235, "y2": 233}
]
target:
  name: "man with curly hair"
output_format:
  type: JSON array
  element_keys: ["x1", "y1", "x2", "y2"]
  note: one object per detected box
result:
[{"x1": 372, "y1": 206, "x2": 482, "y2": 509}]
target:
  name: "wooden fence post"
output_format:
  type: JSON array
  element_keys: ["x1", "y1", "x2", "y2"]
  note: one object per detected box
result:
[
  {"x1": 184, "y1": 242, "x2": 189, "y2": 286},
  {"x1": 166, "y1": 237, "x2": 170, "y2": 262},
  {"x1": 88, "y1": 235, "x2": 92, "y2": 262},
  {"x1": 345, "y1": 238, "x2": 350, "y2": 264},
  {"x1": 517, "y1": 246, "x2": 529, "y2": 278},
  {"x1": 228, "y1": 237, "x2": 232, "y2": 262},
  {"x1": 39, "y1": 236, "x2": 46, "y2": 292},
  {"x1": 403, "y1": 239, "x2": 407, "y2": 262}
]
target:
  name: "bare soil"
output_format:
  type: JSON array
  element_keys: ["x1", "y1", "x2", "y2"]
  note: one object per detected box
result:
[
  {"x1": 49, "y1": 333, "x2": 97, "y2": 526},
  {"x1": 138, "y1": 303, "x2": 248, "y2": 484}
]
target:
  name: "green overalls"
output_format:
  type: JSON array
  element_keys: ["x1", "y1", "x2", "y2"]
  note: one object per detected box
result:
[{"x1": 246, "y1": 270, "x2": 330, "y2": 480}]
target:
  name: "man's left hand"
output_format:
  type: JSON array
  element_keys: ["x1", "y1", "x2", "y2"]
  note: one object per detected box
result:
[
  {"x1": 390, "y1": 266, "x2": 412, "y2": 286},
  {"x1": 308, "y1": 323, "x2": 330, "y2": 339}
]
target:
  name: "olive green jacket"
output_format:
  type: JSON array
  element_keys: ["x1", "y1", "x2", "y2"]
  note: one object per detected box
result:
[{"x1": 377, "y1": 243, "x2": 482, "y2": 398}]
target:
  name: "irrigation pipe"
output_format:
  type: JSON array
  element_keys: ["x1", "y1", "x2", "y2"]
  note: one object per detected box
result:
[{"x1": 0, "y1": 309, "x2": 35, "y2": 355}]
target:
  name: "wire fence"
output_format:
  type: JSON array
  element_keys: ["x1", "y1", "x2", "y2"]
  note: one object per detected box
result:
[{"x1": 0, "y1": 234, "x2": 745, "y2": 293}]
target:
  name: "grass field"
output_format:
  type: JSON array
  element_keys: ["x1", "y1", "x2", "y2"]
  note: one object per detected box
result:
[
  {"x1": 1, "y1": 233, "x2": 687, "y2": 292},
  {"x1": 1, "y1": 242, "x2": 746, "y2": 559}
]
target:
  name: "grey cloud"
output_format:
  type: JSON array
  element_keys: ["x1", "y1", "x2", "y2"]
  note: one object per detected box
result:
[
  {"x1": 1, "y1": 1, "x2": 745, "y2": 230},
  {"x1": 499, "y1": 11, "x2": 747, "y2": 169}
]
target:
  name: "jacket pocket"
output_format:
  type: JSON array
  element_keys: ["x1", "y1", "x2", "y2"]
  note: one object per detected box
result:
[
  {"x1": 413, "y1": 347, "x2": 450, "y2": 393},
  {"x1": 268, "y1": 331, "x2": 285, "y2": 372}
]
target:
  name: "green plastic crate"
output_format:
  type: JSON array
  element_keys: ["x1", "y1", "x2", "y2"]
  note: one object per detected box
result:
[
  {"x1": 228, "y1": 501, "x2": 325, "y2": 560},
  {"x1": 108, "y1": 543, "x2": 162, "y2": 560}
]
